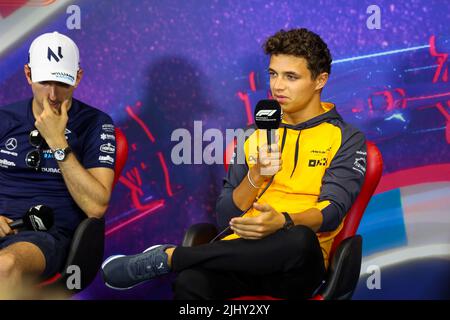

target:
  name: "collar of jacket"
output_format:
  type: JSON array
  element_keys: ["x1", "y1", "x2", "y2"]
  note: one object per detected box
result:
[{"x1": 280, "y1": 102, "x2": 342, "y2": 131}]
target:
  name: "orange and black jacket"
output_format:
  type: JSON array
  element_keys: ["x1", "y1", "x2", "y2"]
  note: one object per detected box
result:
[{"x1": 216, "y1": 102, "x2": 367, "y2": 268}]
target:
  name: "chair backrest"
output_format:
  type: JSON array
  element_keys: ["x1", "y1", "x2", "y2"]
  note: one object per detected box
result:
[
  {"x1": 328, "y1": 141, "x2": 383, "y2": 259},
  {"x1": 318, "y1": 143, "x2": 383, "y2": 300},
  {"x1": 113, "y1": 127, "x2": 128, "y2": 186}
]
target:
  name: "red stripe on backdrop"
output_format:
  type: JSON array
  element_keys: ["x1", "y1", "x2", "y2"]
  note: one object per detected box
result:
[
  {"x1": 375, "y1": 163, "x2": 450, "y2": 194},
  {"x1": 0, "y1": 0, "x2": 27, "y2": 18}
]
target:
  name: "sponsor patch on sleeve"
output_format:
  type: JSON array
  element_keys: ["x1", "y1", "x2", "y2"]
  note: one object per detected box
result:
[
  {"x1": 352, "y1": 150, "x2": 367, "y2": 176},
  {"x1": 100, "y1": 143, "x2": 116, "y2": 154},
  {"x1": 99, "y1": 154, "x2": 115, "y2": 165},
  {"x1": 100, "y1": 133, "x2": 116, "y2": 141},
  {"x1": 102, "y1": 124, "x2": 115, "y2": 132}
]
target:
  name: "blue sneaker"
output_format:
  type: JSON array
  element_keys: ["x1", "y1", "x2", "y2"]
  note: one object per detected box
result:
[{"x1": 101, "y1": 244, "x2": 174, "y2": 290}]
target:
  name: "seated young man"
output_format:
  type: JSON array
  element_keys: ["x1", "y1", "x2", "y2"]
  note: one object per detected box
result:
[
  {"x1": 101, "y1": 28, "x2": 367, "y2": 299},
  {"x1": 0, "y1": 32, "x2": 116, "y2": 295}
]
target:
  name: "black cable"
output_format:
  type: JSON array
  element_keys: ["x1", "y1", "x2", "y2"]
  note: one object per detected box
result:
[{"x1": 209, "y1": 175, "x2": 275, "y2": 243}]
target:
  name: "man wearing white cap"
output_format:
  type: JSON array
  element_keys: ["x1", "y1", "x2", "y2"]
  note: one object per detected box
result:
[{"x1": 0, "y1": 32, "x2": 116, "y2": 293}]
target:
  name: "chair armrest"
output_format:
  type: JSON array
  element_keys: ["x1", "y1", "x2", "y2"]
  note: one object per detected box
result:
[
  {"x1": 182, "y1": 223, "x2": 218, "y2": 247},
  {"x1": 316, "y1": 235, "x2": 362, "y2": 300}
]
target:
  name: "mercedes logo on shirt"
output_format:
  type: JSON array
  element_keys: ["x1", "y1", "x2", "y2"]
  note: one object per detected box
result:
[{"x1": 5, "y1": 138, "x2": 17, "y2": 151}]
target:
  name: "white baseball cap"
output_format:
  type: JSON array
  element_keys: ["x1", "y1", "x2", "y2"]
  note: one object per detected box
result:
[{"x1": 28, "y1": 31, "x2": 80, "y2": 86}]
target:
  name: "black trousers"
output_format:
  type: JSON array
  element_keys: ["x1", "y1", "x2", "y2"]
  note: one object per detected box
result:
[{"x1": 171, "y1": 225, "x2": 326, "y2": 300}]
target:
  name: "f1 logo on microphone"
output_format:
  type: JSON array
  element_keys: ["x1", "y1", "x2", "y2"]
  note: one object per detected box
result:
[
  {"x1": 47, "y1": 46, "x2": 63, "y2": 62},
  {"x1": 30, "y1": 215, "x2": 47, "y2": 231},
  {"x1": 255, "y1": 110, "x2": 276, "y2": 117}
]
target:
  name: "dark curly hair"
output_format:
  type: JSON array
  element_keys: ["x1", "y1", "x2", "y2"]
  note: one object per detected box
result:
[{"x1": 263, "y1": 28, "x2": 332, "y2": 79}]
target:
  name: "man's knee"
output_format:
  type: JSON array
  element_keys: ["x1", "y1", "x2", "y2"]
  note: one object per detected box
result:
[
  {"x1": 285, "y1": 225, "x2": 320, "y2": 253},
  {"x1": 289, "y1": 224, "x2": 317, "y2": 239},
  {"x1": 0, "y1": 242, "x2": 46, "y2": 278},
  {"x1": 173, "y1": 269, "x2": 215, "y2": 300},
  {"x1": 0, "y1": 253, "x2": 19, "y2": 279}
]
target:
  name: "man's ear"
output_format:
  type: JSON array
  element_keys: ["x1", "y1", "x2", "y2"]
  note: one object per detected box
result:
[
  {"x1": 74, "y1": 68, "x2": 83, "y2": 88},
  {"x1": 315, "y1": 72, "x2": 329, "y2": 91},
  {"x1": 24, "y1": 64, "x2": 33, "y2": 85}
]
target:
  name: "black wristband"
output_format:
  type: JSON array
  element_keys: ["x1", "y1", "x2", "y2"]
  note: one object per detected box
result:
[{"x1": 282, "y1": 212, "x2": 294, "y2": 230}]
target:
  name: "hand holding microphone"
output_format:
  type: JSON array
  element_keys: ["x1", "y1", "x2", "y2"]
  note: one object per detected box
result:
[
  {"x1": 253, "y1": 100, "x2": 283, "y2": 178},
  {"x1": 0, "y1": 205, "x2": 54, "y2": 237},
  {"x1": 249, "y1": 133, "x2": 282, "y2": 186},
  {"x1": 0, "y1": 216, "x2": 15, "y2": 238}
]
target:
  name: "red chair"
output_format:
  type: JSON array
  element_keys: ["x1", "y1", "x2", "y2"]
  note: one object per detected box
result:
[
  {"x1": 38, "y1": 127, "x2": 128, "y2": 293},
  {"x1": 182, "y1": 141, "x2": 383, "y2": 300}
]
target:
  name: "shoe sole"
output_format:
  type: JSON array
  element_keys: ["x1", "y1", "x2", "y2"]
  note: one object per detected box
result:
[
  {"x1": 101, "y1": 245, "x2": 162, "y2": 290},
  {"x1": 101, "y1": 255, "x2": 136, "y2": 290},
  {"x1": 143, "y1": 244, "x2": 162, "y2": 253}
]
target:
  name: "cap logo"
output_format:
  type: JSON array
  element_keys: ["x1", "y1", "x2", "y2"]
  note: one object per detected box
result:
[{"x1": 47, "y1": 46, "x2": 63, "y2": 62}]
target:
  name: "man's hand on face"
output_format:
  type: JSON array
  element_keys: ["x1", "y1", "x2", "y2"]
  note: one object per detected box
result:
[
  {"x1": 35, "y1": 96, "x2": 70, "y2": 149},
  {"x1": 229, "y1": 202, "x2": 285, "y2": 240}
]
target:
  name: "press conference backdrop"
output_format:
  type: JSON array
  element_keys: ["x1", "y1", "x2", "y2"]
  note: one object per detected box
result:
[{"x1": 0, "y1": 0, "x2": 449, "y2": 299}]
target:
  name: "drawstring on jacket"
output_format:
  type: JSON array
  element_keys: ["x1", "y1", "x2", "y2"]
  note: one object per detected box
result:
[
  {"x1": 290, "y1": 130, "x2": 301, "y2": 178},
  {"x1": 279, "y1": 125, "x2": 302, "y2": 178}
]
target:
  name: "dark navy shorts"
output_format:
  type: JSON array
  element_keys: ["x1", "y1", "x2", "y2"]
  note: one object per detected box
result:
[{"x1": 0, "y1": 230, "x2": 71, "y2": 279}]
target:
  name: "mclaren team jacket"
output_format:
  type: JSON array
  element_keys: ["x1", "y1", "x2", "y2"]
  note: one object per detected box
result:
[{"x1": 216, "y1": 102, "x2": 367, "y2": 268}]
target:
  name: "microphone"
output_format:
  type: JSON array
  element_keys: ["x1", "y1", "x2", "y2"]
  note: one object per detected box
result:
[
  {"x1": 254, "y1": 100, "x2": 282, "y2": 152},
  {"x1": 9, "y1": 205, "x2": 54, "y2": 232}
]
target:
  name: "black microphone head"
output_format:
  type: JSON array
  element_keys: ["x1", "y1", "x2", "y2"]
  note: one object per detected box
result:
[
  {"x1": 254, "y1": 100, "x2": 282, "y2": 130},
  {"x1": 23, "y1": 205, "x2": 54, "y2": 231}
]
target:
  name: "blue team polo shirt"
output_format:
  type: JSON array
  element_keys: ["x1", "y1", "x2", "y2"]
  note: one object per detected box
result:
[{"x1": 0, "y1": 98, "x2": 116, "y2": 237}]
